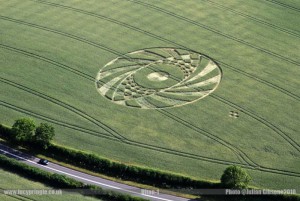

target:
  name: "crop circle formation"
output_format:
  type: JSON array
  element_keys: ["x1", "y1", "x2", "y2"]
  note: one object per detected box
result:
[{"x1": 96, "y1": 48, "x2": 222, "y2": 109}]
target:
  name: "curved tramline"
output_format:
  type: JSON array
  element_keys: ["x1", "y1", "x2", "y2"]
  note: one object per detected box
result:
[
  {"x1": 2, "y1": 45, "x2": 300, "y2": 179},
  {"x1": 1, "y1": 0, "x2": 299, "y2": 191},
  {"x1": 0, "y1": 77, "x2": 126, "y2": 141},
  {"x1": 0, "y1": 101, "x2": 114, "y2": 141},
  {"x1": 201, "y1": 0, "x2": 300, "y2": 38},
  {"x1": 1, "y1": 14, "x2": 299, "y2": 102},
  {"x1": 2, "y1": 36, "x2": 300, "y2": 159},
  {"x1": 126, "y1": 0, "x2": 300, "y2": 67},
  {"x1": 0, "y1": 44, "x2": 94, "y2": 82},
  {"x1": 2, "y1": 101, "x2": 300, "y2": 178},
  {"x1": 2, "y1": 43, "x2": 299, "y2": 170},
  {"x1": 21, "y1": 1, "x2": 300, "y2": 101},
  {"x1": 0, "y1": 101, "x2": 247, "y2": 168}
]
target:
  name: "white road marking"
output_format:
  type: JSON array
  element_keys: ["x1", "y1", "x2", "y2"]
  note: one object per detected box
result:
[{"x1": 0, "y1": 148, "x2": 175, "y2": 201}]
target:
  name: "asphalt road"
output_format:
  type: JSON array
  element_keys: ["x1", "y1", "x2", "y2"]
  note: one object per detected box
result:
[{"x1": 0, "y1": 143, "x2": 192, "y2": 201}]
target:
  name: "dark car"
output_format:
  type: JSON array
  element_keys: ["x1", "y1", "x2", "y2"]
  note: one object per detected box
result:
[{"x1": 38, "y1": 159, "x2": 49, "y2": 165}]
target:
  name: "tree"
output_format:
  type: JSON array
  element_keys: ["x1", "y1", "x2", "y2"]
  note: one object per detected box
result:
[
  {"x1": 33, "y1": 123, "x2": 55, "y2": 149},
  {"x1": 221, "y1": 165, "x2": 251, "y2": 189},
  {"x1": 12, "y1": 118, "x2": 36, "y2": 143}
]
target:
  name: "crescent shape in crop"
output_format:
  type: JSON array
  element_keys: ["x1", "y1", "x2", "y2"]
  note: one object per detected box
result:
[{"x1": 96, "y1": 48, "x2": 222, "y2": 109}]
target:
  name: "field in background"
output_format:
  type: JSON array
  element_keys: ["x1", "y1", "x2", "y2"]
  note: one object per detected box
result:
[
  {"x1": 0, "y1": 0, "x2": 299, "y2": 190},
  {"x1": 0, "y1": 168, "x2": 102, "y2": 201}
]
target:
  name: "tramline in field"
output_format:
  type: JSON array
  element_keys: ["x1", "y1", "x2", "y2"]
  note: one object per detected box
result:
[{"x1": 0, "y1": 0, "x2": 299, "y2": 193}]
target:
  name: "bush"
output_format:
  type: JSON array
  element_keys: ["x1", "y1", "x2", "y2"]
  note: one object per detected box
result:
[
  {"x1": 33, "y1": 123, "x2": 55, "y2": 149},
  {"x1": 11, "y1": 118, "x2": 36, "y2": 143},
  {"x1": 1, "y1": 123, "x2": 299, "y2": 201},
  {"x1": 221, "y1": 165, "x2": 251, "y2": 189}
]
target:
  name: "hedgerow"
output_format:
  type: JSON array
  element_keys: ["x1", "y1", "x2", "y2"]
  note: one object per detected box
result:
[
  {"x1": 0, "y1": 154, "x2": 147, "y2": 201},
  {"x1": 1, "y1": 123, "x2": 299, "y2": 201}
]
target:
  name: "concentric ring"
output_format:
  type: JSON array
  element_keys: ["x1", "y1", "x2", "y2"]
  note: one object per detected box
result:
[{"x1": 96, "y1": 48, "x2": 222, "y2": 109}]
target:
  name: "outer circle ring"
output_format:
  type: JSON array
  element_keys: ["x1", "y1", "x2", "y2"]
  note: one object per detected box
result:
[{"x1": 95, "y1": 48, "x2": 222, "y2": 109}]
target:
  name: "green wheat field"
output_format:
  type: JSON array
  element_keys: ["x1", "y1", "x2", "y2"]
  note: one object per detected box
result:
[
  {"x1": 0, "y1": 168, "x2": 102, "y2": 201},
  {"x1": 0, "y1": 0, "x2": 299, "y2": 191}
]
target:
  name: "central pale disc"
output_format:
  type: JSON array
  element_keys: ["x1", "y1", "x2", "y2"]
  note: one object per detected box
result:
[
  {"x1": 96, "y1": 48, "x2": 222, "y2": 109},
  {"x1": 147, "y1": 72, "x2": 169, "y2": 81}
]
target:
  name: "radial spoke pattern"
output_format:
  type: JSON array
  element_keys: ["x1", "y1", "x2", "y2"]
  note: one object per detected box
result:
[{"x1": 96, "y1": 48, "x2": 222, "y2": 109}]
